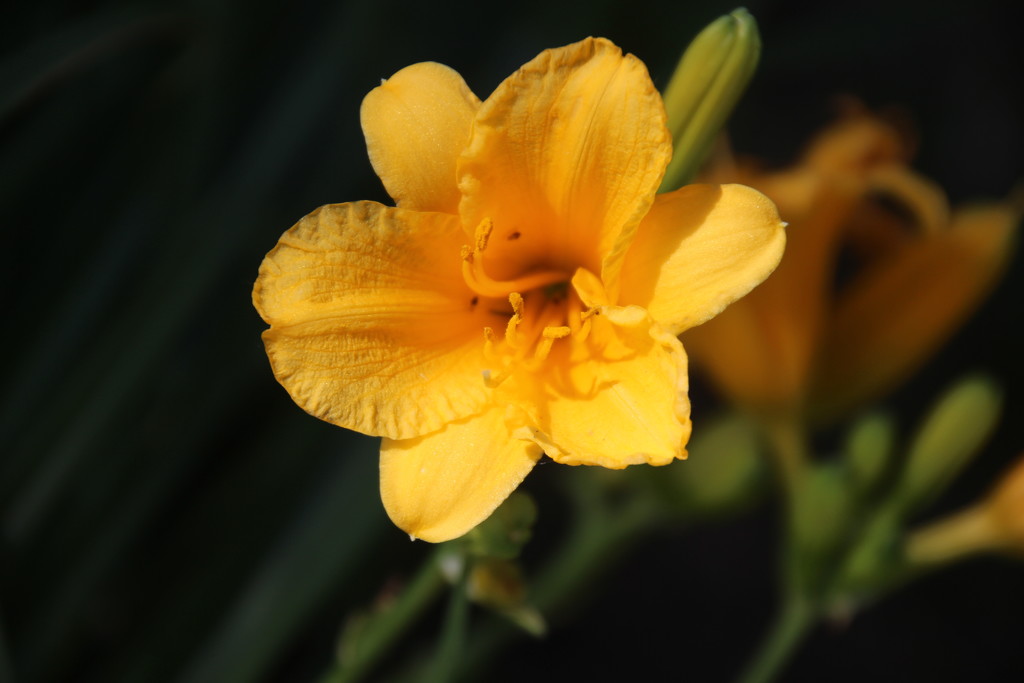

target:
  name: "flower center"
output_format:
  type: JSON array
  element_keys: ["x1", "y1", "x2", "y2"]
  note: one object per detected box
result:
[{"x1": 461, "y1": 218, "x2": 598, "y2": 386}]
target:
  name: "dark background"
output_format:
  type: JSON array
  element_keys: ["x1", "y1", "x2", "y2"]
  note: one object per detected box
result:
[{"x1": 1, "y1": 0, "x2": 1022, "y2": 681}]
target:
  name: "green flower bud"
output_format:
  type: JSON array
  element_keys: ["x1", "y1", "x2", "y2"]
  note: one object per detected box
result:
[
  {"x1": 785, "y1": 464, "x2": 855, "y2": 594},
  {"x1": 659, "y1": 7, "x2": 761, "y2": 192},
  {"x1": 791, "y1": 464, "x2": 853, "y2": 557},
  {"x1": 898, "y1": 375, "x2": 1002, "y2": 512},
  {"x1": 843, "y1": 412, "x2": 896, "y2": 496},
  {"x1": 672, "y1": 412, "x2": 765, "y2": 514}
]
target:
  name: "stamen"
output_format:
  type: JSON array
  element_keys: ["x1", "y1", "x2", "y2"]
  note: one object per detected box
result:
[
  {"x1": 483, "y1": 327, "x2": 497, "y2": 361},
  {"x1": 470, "y1": 228, "x2": 605, "y2": 383},
  {"x1": 577, "y1": 306, "x2": 598, "y2": 342},
  {"x1": 534, "y1": 326, "x2": 571, "y2": 361},
  {"x1": 505, "y1": 292, "x2": 524, "y2": 347},
  {"x1": 567, "y1": 290, "x2": 583, "y2": 336}
]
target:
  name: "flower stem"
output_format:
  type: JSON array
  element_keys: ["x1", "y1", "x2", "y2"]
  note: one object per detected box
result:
[
  {"x1": 323, "y1": 547, "x2": 448, "y2": 683},
  {"x1": 737, "y1": 417, "x2": 814, "y2": 683},
  {"x1": 735, "y1": 595, "x2": 815, "y2": 683},
  {"x1": 760, "y1": 415, "x2": 809, "y2": 498},
  {"x1": 425, "y1": 560, "x2": 470, "y2": 683},
  {"x1": 445, "y1": 478, "x2": 664, "y2": 682}
]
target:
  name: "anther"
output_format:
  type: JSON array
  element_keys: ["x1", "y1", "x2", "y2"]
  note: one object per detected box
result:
[
  {"x1": 505, "y1": 292, "x2": 525, "y2": 347},
  {"x1": 475, "y1": 217, "x2": 493, "y2": 253},
  {"x1": 542, "y1": 326, "x2": 571, "y2": 339},
  {"x1": 534, "y1": 326, "x2": 571, "y2": 361}
]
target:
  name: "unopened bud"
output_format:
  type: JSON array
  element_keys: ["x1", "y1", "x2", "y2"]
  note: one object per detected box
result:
[
  {"x1": 659, "y1": 8, "x2": 761, "y2": 192},
  {"x1": 898, "y1": 375, "x2": 1001, "y2": 512},
  {"x1": 843, "y1": 412, "x2": 895, "y2": 496}
]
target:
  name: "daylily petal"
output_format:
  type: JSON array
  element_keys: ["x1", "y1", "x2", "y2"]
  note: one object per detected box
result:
[
  {"x1": 458, "y1": 37, "x2": 671, "y2": 286},
  {"x1": 803, "y1": 107, "x2": 908, "y2": 175},
  {"x1": 684, "y1": 176, "x2": 857, "y2": 409},
  {"x1": 361, "y1": 62, "x2": 480, "y2": 213},
  {"x1": 843, "y1": 165, "x2": 951, "y2": 257},
  {"x1": 863, "y1": 165, "x2": 950, "y2": 235},
  {"x1": 810, "y1": 204, "x2": 1019, "y2": 423},
  {"x1": 506, "y1": 303, "x2": 691, "y2": 468},
  {"x1": 380, "y1": 407, "x2": 542, "y2": 542},
  {"x1": 618, "y1": 183, "x2": 786, "y2": 335},
  {"x1": 253, "y1": 202, "x2": 501, "y2": 440}
]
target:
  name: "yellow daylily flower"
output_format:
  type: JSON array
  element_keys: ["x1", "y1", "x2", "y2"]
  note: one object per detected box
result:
[
  {"x1": 687, "y1": 108, "x2": 1019, "y2": 422},
  {"x1": 253, "y1": 38, "x2": 785, "y2": 542}
]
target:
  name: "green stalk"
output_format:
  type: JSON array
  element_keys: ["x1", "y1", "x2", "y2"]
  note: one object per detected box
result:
[
  {"x1": 735, "y1": 595, "x2": 815, "y2": 683},
  {"x1": 425, "y1": 560, "x2": 471, "y2": 683},
  {"x1": 760, "y1": 415, "x2": 809, "y2": 499},
  {"x1": 322, "y1": 548, "x2": 448, "y2": 683},
  {"x1": 449, "y1": 479, "x2": 664, "y2": 681}
]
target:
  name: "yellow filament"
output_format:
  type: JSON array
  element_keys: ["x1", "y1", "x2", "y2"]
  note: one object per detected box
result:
[
  {"x1": 483, "y1": 327, "x2": 498, "y2": 361},
  {"x1": 577, "y1": 306, "x2": 598, "y2": 342},
  {"x1": 504, "y1": 292, "x2": 525, "y2": 347},
  {"x1": 566, "y1": 290, "x2": 583, "y2": 336},
  {"x1": 534, "y1": 326, "x2": 571, "y2": 361}
]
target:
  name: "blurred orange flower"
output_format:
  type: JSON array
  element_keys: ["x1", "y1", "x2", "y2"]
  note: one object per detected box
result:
[
  {"x1": 686, "y1": 107, "x2": 1019, "y2": 423},
  {"x1": 987, "y1": 454, "x2": 1024, "y2": 553},
  {"x1": 908, "y1": 453, "x2": 1024, "y2": 564}
]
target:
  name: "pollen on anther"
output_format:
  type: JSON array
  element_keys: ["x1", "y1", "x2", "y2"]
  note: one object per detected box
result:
[
  {"x1": 508, "y1": 292, "x2": 524, "y2": 315},
  {"x1": 542, "y1": 326, "x2": 571, "y2": 339},
  {"x1": 475, "y1": 218, "x2": 493, "y2": 252},
  {"x1": 533, "y1": 326, "x2": 571, "y2": 362}
]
